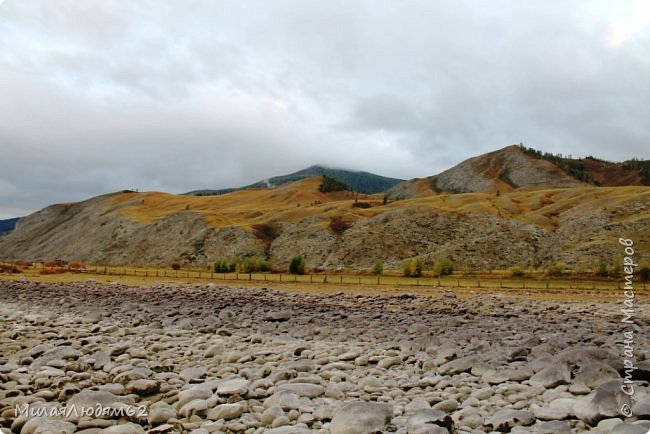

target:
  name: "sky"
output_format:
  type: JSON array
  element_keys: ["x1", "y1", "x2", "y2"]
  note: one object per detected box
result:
[{"x1": 1, "y1": 1, "x2": 650, "y2": 218}]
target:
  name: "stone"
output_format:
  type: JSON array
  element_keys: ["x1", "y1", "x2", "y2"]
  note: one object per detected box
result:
[
  {"x1": 484, "y1": 409, "x2": 535, "y2": 431},
  {"x1": 330, "y1": 401, "x2": 393, "y2": 434},
  {"x1": 30, "y1": 346, "x2": 83, "y2": 370},
  {"x1": 264, "y1": 427, "x2": 311, "y2": 434},
  {"x1": 216, "y1": 378, "x2": 250, "y2": 395},
  {"x1": 612, "y1": 424, "x2": 650, "y2": 434},
  {"x1": 377, "y1": 356, "x2": 402, "y2": 369},
  {"x1": 529, "y1": 362, "x2": 571, "y2": 388},
  {"x1": 179, "y1": 399, "x2": 208, "y2": 418},
  {"x1": 101, "y1": 423, "x2": 146, "y2": 433},
  {"x1": 276, "y1": 383, "x2": 324, "y2": 398},
  {"x1": 206, "y1": 403, "x2": 244, "y2": 421},
  {"x1": 126, "y1": 379, "x2": 159, "y2": 396},
  {"x1": 176, "y1": 386, "x2": 213, "y2": 408},
  {"x1": 632, "y1": 397, "x2": 650, "y2": 417},
  {"x1": 531, "y1": 398, "x2": 575, "y2": 421},
  {"x1": 432, "y1": 399, "x2": 458, "y2": 413},
  {"x1": 438, "y1": 356, "x2": 479, "y2": 375},
  {"x1": 148, "y1": 402, "x2": 177, "y2": 426},
  {"x1": 21, "y1": 418, "x2": 76, "y2": 434},
  {"x1": 261, "y1": 407, "x2": 285, "y2": 426},
  {"x1": 179, "y1": 367, "x2": 207, "y2": 382},
  {"x1": 574, "y1": 380, "x2": 633, "y2": 426},
  {"x1": 66, "y1": 390, "x2": 134, "y2": 421},
  {"x1": 407, "y1": 409, "x2": 454, "y2": 431},
  {"x1": 574, "y1": 362, "x2": 621, "y2": 389},
  {"x1": 147, "y1": 424, "x2": 176, "y2": 434},
  {"x1": 265, "y1": 311, "x2": 291, "y2": 322},
  {"x1": 536, "y1": 420, "x2": 572, "y2": 434}
]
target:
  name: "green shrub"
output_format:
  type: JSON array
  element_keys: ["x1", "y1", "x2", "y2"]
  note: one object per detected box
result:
[
  {"x1": 509, "y1": 265, "x2": 525, "y2": 277},
  {"x1": 640, "y1": 266, "x2": 650, "y2": 282},
  {"x1": 434, "y1": 258, "x2": 454, "y2": 276},
  {"x1": 595, "y1": 262, "x2": 609, "y2": 277},
  {"x1": 171, "y1": 263, "x2": 181, "y2": 271},
  {"x1": 609, "y1": 262, "x2": 623, "y2": 278},
  {"x1": 372, "y1": 260, "x2": 383, "y2": 275},
  {"x1": 213, "y1": 259, "x2": 230, "y2": 273},
  {"x1": 289, "y1": 255, "x2": 306, "y2": 275},
  {"x1": 403, "y1": 257, "x2": 423, "y2": 277},
  {"x1": 319, "y1": 175, "x2": 348, "y2": 193},
  {"x1": 546, "y1": 262, "x2": 565, "y2": 277},
  {"x1": 215, "y1": 257, "x2": 270, "y2": 273}
]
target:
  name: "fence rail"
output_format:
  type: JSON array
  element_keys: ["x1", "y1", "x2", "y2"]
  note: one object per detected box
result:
[{"x1": 3, "y1": 261, "x2": 646, "y2": 291}]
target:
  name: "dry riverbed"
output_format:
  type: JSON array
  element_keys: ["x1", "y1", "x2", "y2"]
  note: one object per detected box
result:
[{"x1": 0, "y1": 280, "x2": 649, "y2": 433}]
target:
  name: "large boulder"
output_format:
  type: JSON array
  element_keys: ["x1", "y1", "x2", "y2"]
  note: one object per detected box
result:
[
  {"x1": 574, "y1": 380, "x2": 633, "y2": 426},
  {"x1": 330, "y1": 401, "x2": 393, "y2": 434}
]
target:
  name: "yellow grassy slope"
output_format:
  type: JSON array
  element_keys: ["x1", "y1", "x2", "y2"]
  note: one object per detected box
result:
[{"x1": 107, "y1": 177, "x2": 649, "y2": 231}]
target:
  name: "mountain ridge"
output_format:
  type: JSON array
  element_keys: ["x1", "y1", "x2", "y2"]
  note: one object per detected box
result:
[
  {"x1": 1, "y1": 145, "x2": 648, "y2": 271},
  {"x1": 186, "y1": 164, "x2": 405, "y2": 196}
]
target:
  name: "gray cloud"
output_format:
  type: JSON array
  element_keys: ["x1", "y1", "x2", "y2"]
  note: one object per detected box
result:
[{"x1": 0, "y1": 0, "x2": 649, "y2": 218}]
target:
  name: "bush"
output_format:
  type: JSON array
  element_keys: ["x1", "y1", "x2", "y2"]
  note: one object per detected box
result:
[
  {"x1": 213, "y1": 259, "x2": 230, "y2": 273},
  {"x1": 215, "y1": 257, "x2": 270, "y2": 273},
  {"x1": 39, "y1": 268, "x2": 64, "y2": 275},
  {"x1": 319, "y1": 175, "x2": 348, "y2": 193},
  {"x1": 434, "y1": 258, "x2": 454, "y2": 276},
  {"x1": 595, "y1": 262, "x2": 609, "y2": 277},
  {"x1": 509, "y1": 265, "x2": 525, "y2": 277},
  {"x1": 545, "y1": 262, "x2": 565, "y2": 277},
  {"x1": 609, "y1": 259, "x2": 623, "y2": 278},
  {"x1": 372, "y1": 260, "x2": 383, "y2": 275},
  {"x1": 289, "y1": 255, "x2": 306, "y2": 275},
  {"x1": 171, "y1": 263, "x2": 181, "y2": 270},
  {"x1": 0, "y1": 263, "x2": 21, "y2": 273},
  {"x1": 640, "y1": 266, "x2": 650, "y2": 282},
  {"x1": 403, "y1": 257, "x2": 423, "y2": 277},
  {"x1": 329, "y1": 216, "x2": 351, "y2": 234},
  {"x1": 238, "y1": 257, "x2": 270, "y2": 273}
]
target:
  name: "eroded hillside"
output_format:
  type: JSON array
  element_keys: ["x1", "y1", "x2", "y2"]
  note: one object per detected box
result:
[{"x1": 0, "y1": 175, "x2": 648, "y2": 271}]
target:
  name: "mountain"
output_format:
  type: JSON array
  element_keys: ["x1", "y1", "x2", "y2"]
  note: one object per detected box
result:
[
  {"x1": 186, "y1": 165, "x2": 404, "y2": 196},
  {"x1": 0, "y1": 144, "x2": 648, "y2": 271},
  {"x1": 0, "y1": 218, "x2": 19, "y2": 235},
  {"x1": 386, "y1": 144, "x2": 649, "y2": 200}
]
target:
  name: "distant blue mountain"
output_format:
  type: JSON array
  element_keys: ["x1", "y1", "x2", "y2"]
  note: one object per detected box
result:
[
  {"x1": 0, "y1": 217, "x2": 19, "y2": 235},
  {"x1": 186, "y1": 165, "x2": 404, "y2": 196}
]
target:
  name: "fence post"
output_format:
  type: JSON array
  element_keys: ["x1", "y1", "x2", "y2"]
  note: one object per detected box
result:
[
  {"x1": 377, "y1": 276, "x2": 380, "y2": 285},
  {"x1": 478, "y1": 280, "x2": 481, "y2": 288},
  {"x1": 249, "y1": 273, "x2": 252, "y2": 281},
  {"x1": 310, "y1": 274, "x2": 313, "y2": 283},
  {"x1": 340, "y1": 275, "x2": 343, "y2": 284}
]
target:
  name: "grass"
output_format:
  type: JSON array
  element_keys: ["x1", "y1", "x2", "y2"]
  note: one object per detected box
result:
[
  {"x1": 2, "y1": 263, "x2": 646, "y2": 303},
  {"x1": 106, "y1": 178, "x2": 650, "y2": 234}
]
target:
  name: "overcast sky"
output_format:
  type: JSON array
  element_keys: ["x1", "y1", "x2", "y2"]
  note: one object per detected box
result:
[{"x1": 1, "y1": 1, "x2": 649, "y2": 218}]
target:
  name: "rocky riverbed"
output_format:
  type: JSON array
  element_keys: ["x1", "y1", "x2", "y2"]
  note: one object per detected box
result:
[{"x1": 0, "y1": 280, "x2": 649, "y2": 433}]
